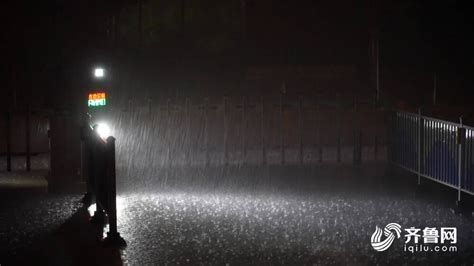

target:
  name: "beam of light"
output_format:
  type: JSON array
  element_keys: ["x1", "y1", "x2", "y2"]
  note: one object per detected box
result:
[
  {"x1": 87, "y1": 198, "x2": 124, "y2": 217},
  {"x1": 87, "y1": 203, "x2": 96, "y2": 217},
  {"x1": 96, "y1": 122, "x2": 111, "y2": 139},
  {"x1": 87, "y1": 197, "x2": 125, "y2": 239}
]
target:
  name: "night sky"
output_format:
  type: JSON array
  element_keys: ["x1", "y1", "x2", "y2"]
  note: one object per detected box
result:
[{"x1": 2, "y1": 0, "x2": 474, "y2": 109}]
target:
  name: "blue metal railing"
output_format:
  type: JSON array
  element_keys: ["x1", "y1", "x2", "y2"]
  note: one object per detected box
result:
[{"x1": 390, "y1": 110, "x2": 474, "y2": 201}]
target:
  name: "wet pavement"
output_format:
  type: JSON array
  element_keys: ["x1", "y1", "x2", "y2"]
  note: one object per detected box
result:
[
  {"x1": 115, "y1": 191, "x2": 473, "y2": 265},
  {"x1": 0, "y1": 192, "x2": 81, "y2": 264},
  {"x1": 0, "y1": 166, "x2": 473, "y2": 265}
]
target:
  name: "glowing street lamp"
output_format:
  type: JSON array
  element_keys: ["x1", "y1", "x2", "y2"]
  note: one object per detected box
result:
[
  {"x1": 94, "y1": 67, "x2": 105, "y2": 78},
  {"x1": 88, "y1": 66, "x2": 110, "y2": 138},
  {"x1": 95, "y1": 122, "x2": 111, "y2": 139}
]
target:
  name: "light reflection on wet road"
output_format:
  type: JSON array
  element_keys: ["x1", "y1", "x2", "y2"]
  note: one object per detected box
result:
[
  {"x1": 1, "y1": 171, "x2": 473, "y2": 265},
  {"x1": 114, "y1": 191, "x2": 473, "y2": 265}
]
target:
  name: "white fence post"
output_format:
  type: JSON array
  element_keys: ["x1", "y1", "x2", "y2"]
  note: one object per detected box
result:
[
  {"x1": 280, "y1": 92, "x2": 285, "y2": 165},
  {"x1": 457, "y1": 116, "x2": 464, "y2": 203},
  {"x1": 204, "y1": 97, "x2": 209, "y2": 166},
  {"x1": 261, "y1": 96, "x2": 266, "y2": 165},
  {"x1": 242, "y1": 96, "x2": 247, "y2": 161},
  {"x1": 223, "y1": 96, "x2": 228, "y2": 165},
  {"x1": 299, "y1": 96, "x2": 303, "y2": 165},
  {"x1": 417, "y1": 108, "x2": 422, "y2": 185},
  {"x1": 166, "y1": 98, "x2": 171, "y2": 182},
  {"x1": 184, "y1": 97, "x2": 190, "y2": 165}
]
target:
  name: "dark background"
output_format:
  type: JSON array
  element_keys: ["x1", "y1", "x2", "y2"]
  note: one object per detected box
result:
[{"x1": 2, "y1": 0, "x2": 474, "y2": 112}]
